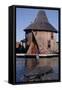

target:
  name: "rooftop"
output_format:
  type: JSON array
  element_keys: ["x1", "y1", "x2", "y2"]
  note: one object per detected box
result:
[{"x1": 24, "y1": 10, "x2": 57, "y2": 33}]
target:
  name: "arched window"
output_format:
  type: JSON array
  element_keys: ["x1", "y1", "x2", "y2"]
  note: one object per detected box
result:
[
  {"x1": 48, "y1": 40, "x2": 51, "y2": 48},
  {"x1": 51, "y1": 32, "x2": 53, "y2": 39}
]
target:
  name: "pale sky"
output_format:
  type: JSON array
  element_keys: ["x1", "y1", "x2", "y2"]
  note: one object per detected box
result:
[{"x1": 16, "y1": 8, "x2": 59, "y2": 42}]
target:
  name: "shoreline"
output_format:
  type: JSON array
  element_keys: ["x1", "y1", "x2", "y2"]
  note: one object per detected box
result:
[{"x1": 16, "y1": 53, "x2": 59, "y2": 58}]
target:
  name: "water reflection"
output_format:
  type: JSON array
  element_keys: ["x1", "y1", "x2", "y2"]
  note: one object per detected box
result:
[{"x1": 16, "y1": 56, "x2": 59, "y2": 82}]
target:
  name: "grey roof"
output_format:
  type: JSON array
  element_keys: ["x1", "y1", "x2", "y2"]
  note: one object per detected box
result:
[
  {"x1": 24, "y1": 10, "x2": 57, "y2": 33},
  {"x1": 21, "y1": 39, "x2": 26, "y2": 42}
]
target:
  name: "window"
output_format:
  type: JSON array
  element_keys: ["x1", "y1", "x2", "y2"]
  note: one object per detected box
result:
[
  {"x1": 51, "y1": 32, "x2": 53, "y2": 39},
  {"x1": 35, "y1": 32, "x2": 37, "y2": 35},
  {"x1": 48, "y1": 40, "x2": 51, "y2": 48}
]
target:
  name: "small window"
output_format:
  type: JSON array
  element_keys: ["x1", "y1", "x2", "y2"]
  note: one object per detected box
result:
[
  {"x1": 35, "y1": 32, "x2": 37, "y2": 35},
  {"x1": 48, "y1": 40, "x2": 51, "y2": 48},
  {"x1": 51, "y1": 32, "x2": 53, "y2": 39}
]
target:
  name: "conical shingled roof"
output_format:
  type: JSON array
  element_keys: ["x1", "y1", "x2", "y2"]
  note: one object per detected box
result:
[
  {"x1": 24, "y1": 10, "x2": 57, "y2": 33},
  {"x1": 34, "y1": 10, "x2": 48, "y2": 23}
]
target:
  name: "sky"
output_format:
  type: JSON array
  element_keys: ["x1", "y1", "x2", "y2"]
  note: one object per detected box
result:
[{"x1": 16, "y1": 8, "x2": 59, "y2": 42}]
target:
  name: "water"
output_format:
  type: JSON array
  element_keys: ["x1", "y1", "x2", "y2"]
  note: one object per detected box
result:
[
  {"x1": 16, "y1": 58, "x2": 25, "y2": 82},
  {"x1": 16, "y1": 56, "x2": 59, "y2": 82}
]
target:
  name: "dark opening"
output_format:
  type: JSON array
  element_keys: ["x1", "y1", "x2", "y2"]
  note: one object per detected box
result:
[
  {"x1": 51, "y1": 32, "x2": 53, "y2": 39},
  {"x1": 48, "y1": 40, "x2": 51, "y2": 48}
]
